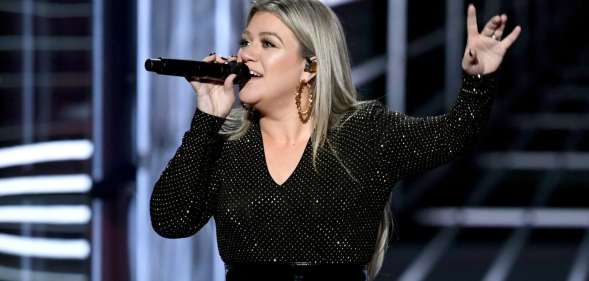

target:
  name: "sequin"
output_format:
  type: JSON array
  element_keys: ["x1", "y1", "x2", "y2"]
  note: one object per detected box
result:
[{"x1": 150, "y1": 72, "x2": 495, "y2": 265}]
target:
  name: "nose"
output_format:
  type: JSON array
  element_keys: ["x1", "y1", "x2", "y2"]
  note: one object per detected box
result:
[{"x1": 238, "y1": 45, "x2": 257, "y2": 63}]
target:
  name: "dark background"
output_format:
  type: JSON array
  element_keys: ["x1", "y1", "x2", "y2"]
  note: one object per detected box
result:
[{"x1": 0, "y1": 0, "x2": 587, "y2": 280}]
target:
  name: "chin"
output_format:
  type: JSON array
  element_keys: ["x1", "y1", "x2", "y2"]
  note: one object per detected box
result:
[
  {"x1": 238, "y1": 89, "x2": 260, "y2": 105},
  {"x1": 239, "y1": 82, "x2": 266, "y2": 99}
]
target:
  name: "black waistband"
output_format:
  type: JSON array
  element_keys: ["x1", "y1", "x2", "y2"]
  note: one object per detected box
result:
[
  {"x1": 225, "y1": 262, "x2": 366, "y2": 270},
  {"x1": 225, "y1": 263, "x2": 367, "y2": 281}
]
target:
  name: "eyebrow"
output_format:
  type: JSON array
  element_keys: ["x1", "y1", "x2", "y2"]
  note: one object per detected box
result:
[{"x1": 242, "y1": 30, "x2": 284, "y2": 45}]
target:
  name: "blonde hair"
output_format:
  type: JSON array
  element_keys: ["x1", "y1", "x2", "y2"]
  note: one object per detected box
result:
[{"x1": 220, "y1": 0, "x2": 393, "y2": 279}]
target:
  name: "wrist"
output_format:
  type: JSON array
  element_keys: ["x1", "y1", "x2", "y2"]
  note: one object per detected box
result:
[{"x1": 461, "y1": 70, "x2": 496, "y2": 96}]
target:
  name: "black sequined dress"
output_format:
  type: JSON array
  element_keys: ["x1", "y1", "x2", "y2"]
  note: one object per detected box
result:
[{"x1": 150, "y1": 72, "x2": 495, "y2": 266}]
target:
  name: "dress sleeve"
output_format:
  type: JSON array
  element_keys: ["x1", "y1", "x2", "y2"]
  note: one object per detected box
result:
[
  {"x1": 150, "y1": 108, "x2": 226, "y2": 238},
  {"x1": 373, "y1": 72, "x2": 496, "y2": 180}
]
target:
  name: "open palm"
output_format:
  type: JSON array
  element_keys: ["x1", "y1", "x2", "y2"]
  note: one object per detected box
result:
[{"x1": 462, "y1": 4, "x2": 522, "y2": 75}]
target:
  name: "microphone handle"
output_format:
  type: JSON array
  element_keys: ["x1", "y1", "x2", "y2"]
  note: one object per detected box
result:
[{"x1": 144, "y1": 57, "x2": 251, "y2": 84}]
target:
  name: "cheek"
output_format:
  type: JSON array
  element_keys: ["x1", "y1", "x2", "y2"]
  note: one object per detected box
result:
[
  {"x1": 266, "y1": 55, "x2": 303, "y2": 88},
  {"x1": 239, "y1": 53, "x2": 303, "y2": 101}
]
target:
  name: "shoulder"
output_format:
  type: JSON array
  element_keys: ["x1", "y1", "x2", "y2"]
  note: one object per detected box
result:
[
  {"x1": 342, "y1": 100, "x2": 380, "y2": 119},
  {"x1": 326, "y1": 101, "x2": 403, "y2": 150},
  {"x1": 338, "y1": 100, "x2": 402, "y2": 127}
]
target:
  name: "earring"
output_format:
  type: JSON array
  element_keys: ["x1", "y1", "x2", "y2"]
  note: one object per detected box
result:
[{"x1": 295, "y1": 80, "x2": 313, "y2": 123}]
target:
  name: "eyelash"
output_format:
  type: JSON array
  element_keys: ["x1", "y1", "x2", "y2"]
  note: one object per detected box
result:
[{"x1": 239, "y1": 39, "x2": 275, "y2": 48}]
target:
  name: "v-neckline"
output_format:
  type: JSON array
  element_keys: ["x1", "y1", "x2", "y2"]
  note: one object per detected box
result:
[{"x1": 255, "y1": 121, "x2": 312, "y2": 187}]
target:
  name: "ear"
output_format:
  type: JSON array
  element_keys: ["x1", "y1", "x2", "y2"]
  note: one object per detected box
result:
[{"x1": 301, "y1": 56, "x2": 317, "y2": 83}]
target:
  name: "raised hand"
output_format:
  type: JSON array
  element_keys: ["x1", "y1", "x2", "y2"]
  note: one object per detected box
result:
[{"x1": 462, "y1": 4, "x2": 522, "y2": 75}]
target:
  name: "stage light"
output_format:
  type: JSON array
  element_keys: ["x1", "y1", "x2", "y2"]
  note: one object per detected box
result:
[
  {"x1": 417, "y1": 207, "x2": 589, "y2": 228},
  {"x1": 0, "y1": 233, "x2": 90, "y2": 259},
  {"x1": 0, "y1": 205, "x2": 91, "y2": 224},
  {"x1": 0, "y1": 140, "x2": 93, "y2": 169},
  {"x1": 0, "y1": 175, "x2": 91, "y2": 197}
]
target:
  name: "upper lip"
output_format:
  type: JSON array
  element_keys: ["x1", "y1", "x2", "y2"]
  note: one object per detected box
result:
[{"x1": 247, "y1": 66, "x2": 263, "y2": 77}]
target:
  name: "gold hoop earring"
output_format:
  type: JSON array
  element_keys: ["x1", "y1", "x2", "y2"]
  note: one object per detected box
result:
[{"x1": 295, "y1": 80, "x2": 313, "y2": 124}]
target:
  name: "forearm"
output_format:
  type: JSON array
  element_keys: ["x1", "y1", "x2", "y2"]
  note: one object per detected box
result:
[
  {"x1": 150, "y1": 109, "x2": 226, "y2": 238},
  {"x1": 377, "y1": 72, "x2": 495, "y2": 179}
]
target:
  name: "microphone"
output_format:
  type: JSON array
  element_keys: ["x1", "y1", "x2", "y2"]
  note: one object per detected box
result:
[{"x1": 144, "y1": 57, "x2": 251, "y2": 84}]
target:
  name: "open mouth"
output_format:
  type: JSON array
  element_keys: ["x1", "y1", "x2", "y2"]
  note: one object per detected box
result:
[
  {"x1": 249, "y1": 69, "x2": 263, "y2": 78},
  {"x1": 239, "y1": 70, "x2": 263, "y2": 89}
]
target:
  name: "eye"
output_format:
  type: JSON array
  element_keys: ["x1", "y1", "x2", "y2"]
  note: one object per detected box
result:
[
  {"x1": 239, "y1": 39, "x2": 250, "y2": 47},
  {"x1": 262, "y1": 39, "x2": 275, "y2": 48}
]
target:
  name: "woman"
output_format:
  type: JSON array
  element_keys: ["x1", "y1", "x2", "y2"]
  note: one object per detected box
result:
[{"x1": 150, "y1": 0, "x2": 521, "y2": 280}]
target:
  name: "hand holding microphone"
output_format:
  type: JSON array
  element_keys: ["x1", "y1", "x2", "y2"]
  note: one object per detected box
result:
[{"x1": 145, "y1": 54, "x2": 249, "y2": 118}]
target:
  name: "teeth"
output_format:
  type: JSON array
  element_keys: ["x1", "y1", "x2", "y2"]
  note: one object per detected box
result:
[{"x1": 249, "y1": 70, "x2": 263, "y2": 77}]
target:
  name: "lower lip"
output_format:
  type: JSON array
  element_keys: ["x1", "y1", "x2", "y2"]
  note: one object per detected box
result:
[
  {"x1": 239, "y1": 77, "x2": 262, "y2": 90},
  {"x1": 247, "y1": 77, "x2": 263, "y2": 83}
]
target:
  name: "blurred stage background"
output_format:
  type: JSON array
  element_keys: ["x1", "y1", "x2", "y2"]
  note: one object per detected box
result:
[{"x1": 0, "y1": 0, "x2": 588, "y2": 280}]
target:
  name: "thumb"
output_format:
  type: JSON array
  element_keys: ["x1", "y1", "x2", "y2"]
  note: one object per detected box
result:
[{"x1": 224, "y1": 74, "x2": 237, "y2": 92}]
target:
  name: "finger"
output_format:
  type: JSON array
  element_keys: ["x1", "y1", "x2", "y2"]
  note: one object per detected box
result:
[
  {"x1": 222, "y1": 55, "x2": 239, "y2": 64},
  {"x1": 203, "y1": 53, "x2": 216, "y2": 62},
  {"x1": 481, "y1": 15, "x2": 501, "y2": 37},
  {"x1": 500, "y1": 25, "x2": 522, "y2": 50},
  {"x1": 224, "y1": 74, "x2": 237, "y2": 90},
  {"x1": 467, "y1": 4, "x2": 479, "y2": 39},
  {"x1": 494, "y1": 14, "x2": 508, "y2": 39},
  {"x1": 214, "y1": 55, "x2": 227, "y2": 64}
]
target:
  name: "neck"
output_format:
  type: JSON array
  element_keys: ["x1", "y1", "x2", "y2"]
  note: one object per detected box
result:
[{"x1": 259, "y1": 110, "x2": 313, "y2": 146}]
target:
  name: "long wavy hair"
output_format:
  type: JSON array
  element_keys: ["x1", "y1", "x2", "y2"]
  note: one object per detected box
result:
[{"x1": 219, "y1": 0, "x2": 393, "y2": 279}]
